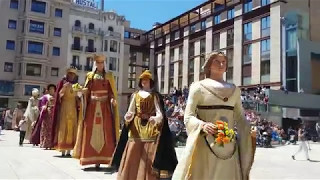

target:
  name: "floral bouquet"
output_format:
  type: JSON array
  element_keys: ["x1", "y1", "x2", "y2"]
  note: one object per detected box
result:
[
  {"x1": 214, "y1": 120, "x2": 235, "y2": 147},
  {"x1": 72, "y1": 83, "x2": 83, "y2": 91}
]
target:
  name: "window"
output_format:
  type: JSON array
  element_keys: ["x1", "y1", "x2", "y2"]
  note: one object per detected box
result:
[
  {"x1": 104, "y1": 40, "x2": 108, "y2": 51},
  {"x1": 55, "y1": 8, "x2": 63, "y2": 17},
  {"x1": 130, "y1": 51, "x2": 137, "y2": 64},
  {"x1": 214, "y1": 3, "x2": 224, "y2": 11},
  {"x1": 51, "y1": 67, "x2": 59, "y2": 76},
  {"x1": 128, "y1": 79, "x2": 135, "y2": 89},
  {"x1": 0, "y1": 81, "x2": 14, "y2": 96},
  {"x1": 29, "y1": 20, "x2": 44, "y2": 34},
  {"x1": 261, "y1": 16, "x2": 270, "y2": 37},
  {"x1": 28, "y1": 41, "x2": 43, "y2": 54},
  {"x1": 24, "y1": 85, "x2": 41, "y2": 96},
  {"x1": 52, "y1": 47, "x2": 60, "y2": 56},
  {"x1": 22, "y1": 20, "x2": 25, "y2": 33},
  {"x1": 243, "y1": 22, "x2": 252, "y2": 41},
  {"x1": 226, "y1": 48, "x2": 234, "y2": 67},
  {"x1": 109, "y1": 57, "x2": 117, "y2": 71},
  {"x1": 261, "y1": 39, "x2": 270, "y2": 61},
  {"x1": 242, "y1": 64, "x2": 252, "y2": 85},
  {"x1": 4, "y1": 62, "x2": 13, "y2": 72},
  {"x1": 124, "y1": 31, "x2": 130, "y2": 38},
  {"x1": 243, "y1": 0, "x2": 252, "y2": 13},
  {"x1": 108, "y1": 26, "x2": 114, "y2": 32},
  {"x1": 26, "y1": 64, "x2": 42, "y2": 76},
  {"x1": 286, "y1": 27, "x2": 297, "y2": 51},
  {"x1": 178, "y1": 61, "x2": 183, "y2": 76},
  {"x1": 189, "y1": 58, "x2": 194, "y2": 74},
  {"x1": 6, "y1": 40, "x2": 15, "y2": 50},
  {"x1": 227, "y1": 28, "x2": 234, "y2": 46},
  {"x1": 200, "y1": 38, "x2": 206, "y2": 54},
  {"x1": 201, "y1": 21, "x2": 206, "y2": 30},
  {"x1": 261, "y1": 0, "x2": 270, "y2": 6},
  {"x1": 161, "y1": 52, "x2": 165, "y2": 65},
  {"x1": 31, "y1": 0, "x2": 46, "y2": 14},
  {"x1": 226, "y1": 67, "x2": 233, "y2": 83},
  {"x1": 72, "y1": 56, "x2": 79, "y2": 66},
  {"x1": 110, "y1": 40, "x2": 117, "y2": 52},
  {"x1": 189, "y1": 42, "x2": 195, "y2": 57},
  {"x1": 212, "y1": 33, "x2": 220, "y2": 51},
  {"x1": 261, "y1": 61, "x2": 270, "y2": 83},
  {"x1": 243, "y1": 44, "x2": 252, "y2": 64},
  {"x1": 227, "y1": 8, "x2": 235, "y2": 20},
  {"x1": 85, "y1": 57, "x2": 93, "y2": 71},
  {"x1": 8, "y1": 20, "x2": 17, "y2": 29},
  {"x1": 10, "y1": 0, "x2": 19, "y2": 9},
  {"x1": 88, "y1": 23, "x2": 94, "y2": 30},
  {"x1": 200, "y1": 55, "x2": 205, "y2": 73},
  {"x1": 190, "y1": 24, "x2": 196, "y2": 33},
  {"x1": 214, "y1": 14, "x2": 221, "y2": 25},
  {"x1": 54, "y1": 28, "x2": 61, "y2": 37},
  {"x1": 75, "y1": 20, "x2": 81, "y2": 27},
  {"x1": 179, "y1": 46, "x2": 183, "y2": 60},
  {"x1": 169, "y1": 63, "x2": 174, "y2": 77},
  {"x1": 170, "y1": 49, "x2": 174, "y2": 62}
]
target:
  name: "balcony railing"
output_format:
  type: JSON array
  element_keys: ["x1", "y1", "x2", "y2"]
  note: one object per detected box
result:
[
  {"x1": 84, "y1": 65, "x2": 93, "y2": 71},
  {"x1": 72, "y1": 26, "x2": 82, "y2": 32},
  {"x1": 70, "y1": 64, "x2": 82, "y2": 70},
  {"x1": 84, "y1": 28, "x2": 97, "y2": 35},
  {"x1": 71, "y1": 44, "x2": 83, "y2": 51},
  {"x1": 104, "y1": 31, "x2": 121, "y2": 38},
  {"x1": 85, "y1": 47, "x2": 97, "y2": 53}
]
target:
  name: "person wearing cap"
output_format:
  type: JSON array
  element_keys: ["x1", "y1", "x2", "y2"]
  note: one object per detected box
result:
[
  {"x1": 73, "y1": 54, "x2": 120, "y2": 169},
  {"x1": 172, "y1": 52, "x2": 255, "y2": 180},
  {"x1": 23, "y1": 88, "x2": 40, "y2": 143},
  {"x1": 111, "y1": 70, "x2": 177, "y2": 180},
  {"x1": 51, "y1": 66, "x2": 79, "y2": 157}
]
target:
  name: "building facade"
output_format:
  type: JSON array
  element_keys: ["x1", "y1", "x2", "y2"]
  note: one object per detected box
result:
[
  {"x1": 0, "y1": 0, "x2": 70, "y2": 109},
  {"x1": 142, "y1": 0, "x2": 320, "y2": 96}
]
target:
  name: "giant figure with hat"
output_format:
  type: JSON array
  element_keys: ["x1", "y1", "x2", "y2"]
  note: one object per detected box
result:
[
  {"x1": 51, "y1": 66, "x2": 79, "y2": 157},
  {"x1": 73, "y1": 54, "x2": 120, "y2": 169},
  {"x1": 111, "y1": 70, "x2": 178, "y2": 180}
]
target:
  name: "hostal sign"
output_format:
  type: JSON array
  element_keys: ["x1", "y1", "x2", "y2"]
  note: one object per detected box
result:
[{"x1": 73, "y1": 0, "x2": 98, "y2": 9}]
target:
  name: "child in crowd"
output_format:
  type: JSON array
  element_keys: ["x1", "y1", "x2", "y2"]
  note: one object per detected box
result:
[{"x1": 18, "y1": 119, "x2": 27, "y2": 146}]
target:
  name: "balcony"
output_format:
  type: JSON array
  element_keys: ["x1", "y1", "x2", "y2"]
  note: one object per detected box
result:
[
  {"x1": 104, "y1": 31, "x2": 121, "y2": 39},
  {"x1": 84, "y1": 65, "x2": 93, "y2": 71},
  {"x1": 71, "y1": 44, "x2": 83, "y2": 51},
  {"x1": 70, "y1": 64, "x2": 82, "y2": 70},
  {"x1": 85, "y1": 47, "x2": 97, "y2": 53},
  {"x1": 72, "y1": 26, "x2": 82, "y2": 32},
  {"x1": 84, "y1": 28, "x2": 97, "y2": 35}
]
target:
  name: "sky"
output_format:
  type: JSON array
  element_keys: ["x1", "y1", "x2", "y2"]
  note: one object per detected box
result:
[{"x1": 97, "y1": 0, "x2": 207, "y2": 30}]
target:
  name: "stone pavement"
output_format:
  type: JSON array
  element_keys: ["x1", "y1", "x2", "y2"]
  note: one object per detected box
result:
[{"x1": 1, "y1": 130, "x2": 320, "y2": 180}]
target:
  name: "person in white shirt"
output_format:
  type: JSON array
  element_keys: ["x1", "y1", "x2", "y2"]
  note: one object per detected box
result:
[{"x1": 18, "y1": 119, "x2": 27, "y2": 146}]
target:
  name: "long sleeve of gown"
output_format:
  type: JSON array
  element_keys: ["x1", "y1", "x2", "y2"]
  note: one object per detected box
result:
[
  {"x1": 124, "y1": 94, "x2": 136, "y2": 122},
  {"x1": 150, "y1": 95, "x2": 163, "y2": 124},
  {"x1": 234, "y1": 88, "x2": 254, "y2": 180},
  {"x1": 184, "y1": 83, "x2": 204, "y2": 135}
]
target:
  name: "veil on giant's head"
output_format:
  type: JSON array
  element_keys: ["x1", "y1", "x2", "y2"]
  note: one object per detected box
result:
[{"x1": 91, "y1": 54, "x2": 107, "y2": 73}]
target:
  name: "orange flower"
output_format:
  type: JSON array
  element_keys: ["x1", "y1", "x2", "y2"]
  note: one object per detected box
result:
[
  {"x1": 216, "y1": 137, "x2": 223, "y2": 144},
  {"x1": 218, "y1": 124, "x2": 224, "y2": 130},
  {"x1": 218, "y1": 132, "x2": 225, "y2": 137},
  {"x1": 216, "y1": 120, "x2": 224, "y2": 125},
  {"x1": 223, "y1": 137, "x2": 230, "y2": 144}
]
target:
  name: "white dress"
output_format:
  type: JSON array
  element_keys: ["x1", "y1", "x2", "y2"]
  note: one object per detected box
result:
[{"x1": 172, "y1": 79, "x2": 254, "y2": 180}]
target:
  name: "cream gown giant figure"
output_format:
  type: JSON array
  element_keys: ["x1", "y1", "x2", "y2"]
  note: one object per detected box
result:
[{"x1": 172, "y1": 52, "x2": 255, "y2": 180}]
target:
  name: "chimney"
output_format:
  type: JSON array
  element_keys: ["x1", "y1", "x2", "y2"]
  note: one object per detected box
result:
[{"x1": 101, "y1": 0, "x2": 104, "y2": 11}]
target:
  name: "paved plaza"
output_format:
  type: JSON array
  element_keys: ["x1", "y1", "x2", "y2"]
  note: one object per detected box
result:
[{"x1": 0, "y1": 130, "x2": 320, "y2": 180}]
